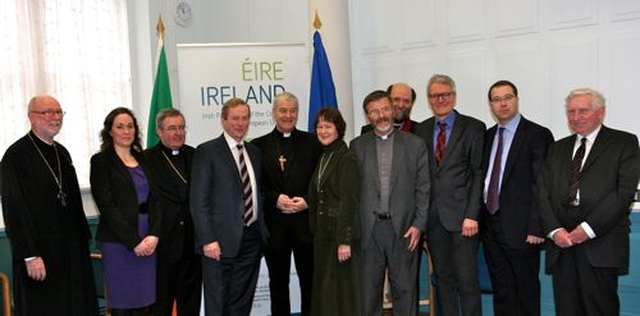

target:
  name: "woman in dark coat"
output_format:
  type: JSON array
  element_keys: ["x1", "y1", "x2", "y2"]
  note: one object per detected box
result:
[
  {"x1": 90, "y1": 107, "x2": 161, "y2": 316},
  {"x1": 308, "y1": 108, "x2": 362, "y2": 316}
]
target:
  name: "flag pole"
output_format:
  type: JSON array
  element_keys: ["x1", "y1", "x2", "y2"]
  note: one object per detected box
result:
[{"x1": 146, "y1": 15, "x2": 174, "y2": 147}]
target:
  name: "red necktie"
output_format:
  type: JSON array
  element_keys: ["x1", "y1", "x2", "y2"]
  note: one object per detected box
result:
[
  {"x1": 434, "y1": 122, "x2": 447, "y2": 165},
  {"x1": 486, "y1": 127, "x2": 505, "y2": 214}
]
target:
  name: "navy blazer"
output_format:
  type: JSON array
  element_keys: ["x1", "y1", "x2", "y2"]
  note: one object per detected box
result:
[
  {"x1": 190, "y1": 134, "x2": 266, "y2": 258},
  {"x1": 482, "y1": 117, "x2": 553, "y2": 249}
]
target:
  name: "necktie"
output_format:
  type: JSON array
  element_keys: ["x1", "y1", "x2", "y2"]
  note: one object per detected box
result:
[
  {"x1": 486, "y1": 127, "x2": 505, "y2": 214},
  {"x1": 434, "y1": 122, "x2": 447, "y2": 165},
  {"x1": 237, "y1": 144, "x2": 255, "y2": 225},
  {"x1": 566, "y1": 137, "x2": 587, "y2": 205}
]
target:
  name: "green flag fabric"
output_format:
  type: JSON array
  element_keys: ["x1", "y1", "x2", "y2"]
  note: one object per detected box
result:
[{"x1": 146, "y1": 40, "x2": 173, "y2": 147}]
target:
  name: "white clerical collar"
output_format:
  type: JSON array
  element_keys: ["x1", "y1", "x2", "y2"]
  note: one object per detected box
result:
[
  {"x1": 171, "y1": 150, "x2": 180, "y2": 156},
  {"x1": 375, "y1": 128, "x2": 395, "y2": 140}
]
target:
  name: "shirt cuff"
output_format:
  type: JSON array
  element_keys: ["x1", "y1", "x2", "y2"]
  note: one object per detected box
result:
[
  {"x1": 580, "y1": 222, "x2": 596, "y2": 239},
  {"x1": 548, "y1": 228, "x2": 562, "y2": 239},
  {"x1": 24, "y1": 256, "x2": 37, "y2": 262}
]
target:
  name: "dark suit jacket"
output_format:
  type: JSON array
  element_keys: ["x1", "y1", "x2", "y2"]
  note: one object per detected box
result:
[
  {"x1": 144, "y1": 143, "x2": 195, "y2": 262},
  {"x1": 360, "y1": 119, "x2": 418, "y2": 135},
  {"x1": 350, "y1": 131, "x2": 430, "y2": 248},
  {"x1": 252, "y1": 128, "x2": 322, "y2": 228},
  {"x1": 415, "y1": 111, "x2": 485, "y2": 232},
  {"x1": 90, "y1": 148, "x2": 162, "y2": 250},
  {"x1": 539, "y1": 125, "x2": 639, "y2": 272},
  {"x1": 482, "y1": 117, "x2": 553, "y2": 249},
  {"x1": 190, "y1": 134, "x2": 266, "y2": 258}
]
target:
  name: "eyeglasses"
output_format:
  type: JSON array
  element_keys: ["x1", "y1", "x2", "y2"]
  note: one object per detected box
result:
[
  {"x1": 490, "y1": 94, "x2": 515, "y2": 103},
  {"x1": 30, "y1": 110, "x2": 66, "y2": 118},
  {"x1": 428, "y1": 92, "x2": 455, "y2": 100},
  {"x1": 162, "y1": 125, "x2": 187, "y2": 132},
  {"x1": 367, "y1": 106, "x2": 393, "y2": 117}
]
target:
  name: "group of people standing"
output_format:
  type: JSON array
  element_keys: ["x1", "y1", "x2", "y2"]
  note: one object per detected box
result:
[{"x1": 1, "y1": 71, "x2": 638, "y2": 316}]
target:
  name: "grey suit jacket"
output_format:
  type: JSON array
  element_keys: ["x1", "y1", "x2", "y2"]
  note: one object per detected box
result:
[
  {"x1": 350, "y1": 131, "x2": 430, "y2": 248},
  {"x1": 415, "y1": 111, "x2": 486, "y2": 232},
  {"x1": 539, "y1": 125, "x2": 639, "y2": 271},
  {"x1": 190, "y1": 134, "x2": 266, "y2": 258}
]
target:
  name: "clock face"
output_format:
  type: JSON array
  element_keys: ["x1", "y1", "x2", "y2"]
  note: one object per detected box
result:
[{"x1": 174, "y1": 1, "x2": 193, "y2": 27}]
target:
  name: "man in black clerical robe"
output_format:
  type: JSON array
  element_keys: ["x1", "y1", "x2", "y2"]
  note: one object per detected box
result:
[
  {"x1": 252, "y1": 92, "x2": 322, "y2": 316},
  {"x1": 1, "y1": 95, "x2": 98, "y2": 315}
]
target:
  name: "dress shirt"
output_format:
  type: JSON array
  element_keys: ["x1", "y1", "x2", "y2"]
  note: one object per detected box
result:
[
  {"x1": 224, "y1": 132, "x2": 259, "y2": 219},
  {"x1": 432, "y1": 111, "x2": 457, "y2": 155},
  {"x1": 483, "y1": 114, "x2": 521, "y2": 202}
]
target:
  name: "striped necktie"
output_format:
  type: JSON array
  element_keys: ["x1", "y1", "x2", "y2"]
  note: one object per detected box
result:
[{"x1": 237, "y1": 144, "x2": 256, "y2": 225}]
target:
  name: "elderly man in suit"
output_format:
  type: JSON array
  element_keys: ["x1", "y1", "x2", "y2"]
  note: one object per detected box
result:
[
  {"x1": 415, "y1": 74, "x2": 485, "y2": 316},
  {"x1": 145, "y1": 108, "x2": 201, "y2": 316},
  {"x1": 190, "y1": 98, "x2": 266, "y2": 316},
  {"x1": 481, "y1": 80, "x2": 553, "y2": 316},
  {"x1": 539, "y1": 88, "x2": 639, "y2": 315},
  {"x1": 361, "y1": 83, "x2": 419, "y2": 135},
  {"x1": 351, "y1": 90, "x2": 430, "y2": 315}
]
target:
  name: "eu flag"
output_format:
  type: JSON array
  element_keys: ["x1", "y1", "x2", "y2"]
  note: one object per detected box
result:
[{"x1": 308, "y1": 30, "x2": 338, "y2": 131}]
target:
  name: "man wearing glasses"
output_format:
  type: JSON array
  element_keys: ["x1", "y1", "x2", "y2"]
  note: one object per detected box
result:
[
  {"x1": 416, "y1": 74, "x2": 485, "y2": 316},
  {"x1": 2, "y1": 95, "x2": 99, "y2": 315},
  {"x1": 481, "y1": 80, "x2": 553, "y2": 315},
  {"x1": 145, "y1": 108, "x2": 202, "y2": 316}
]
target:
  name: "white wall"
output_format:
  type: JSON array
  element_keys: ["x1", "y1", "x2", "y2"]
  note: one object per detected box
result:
[{"x1": 348, "y1": 0, "x2": 640, "y2": 141}]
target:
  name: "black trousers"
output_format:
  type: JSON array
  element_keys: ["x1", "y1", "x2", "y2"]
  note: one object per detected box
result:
[
  {"x1": 264, "y1": 213, "x2": 314, "y2": 316},
  {"x1": 483, "y1": 211, "x2": 541, "y2": 316},
  {"x1": 552, "y1": 244, "x2": 619, "y2": 316},
  {"x1": 153, "y1": 248, "x2": 202, "y2": 316}
]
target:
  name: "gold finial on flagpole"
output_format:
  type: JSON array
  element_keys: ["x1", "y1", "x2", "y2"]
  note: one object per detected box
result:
[
  {"x1": 313, "y1": 10, "x2": 322, "y2": 30},
  {"x1": 156, "y1": 15, "x2": 165, "y2": 40}
]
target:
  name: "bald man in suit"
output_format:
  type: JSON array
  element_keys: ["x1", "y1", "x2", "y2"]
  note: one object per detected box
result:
[{"x1": 539, "y1": 88, "x2": 639, "y2": 315}]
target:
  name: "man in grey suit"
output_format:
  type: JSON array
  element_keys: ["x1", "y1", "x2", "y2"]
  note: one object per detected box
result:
[
  {"x1": 350, "y1": 90, "x2": 430, "y2": 315},
  {"x1": 190, "y1": 98, "x2": 266, "y2": 316},
  {"x1": 539, "y1": 88, "x2": 639, "y2": 315},
  {"x1": 415, "y1": 74, "x2": 485, "y2": 316}
]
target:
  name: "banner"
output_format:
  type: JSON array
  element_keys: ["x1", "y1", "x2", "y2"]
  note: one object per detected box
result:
[{"x1": 176, "y1": 43, "x2": 310, "y2": 146}]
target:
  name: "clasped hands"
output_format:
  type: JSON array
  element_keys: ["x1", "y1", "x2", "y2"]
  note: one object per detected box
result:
[
  {"x1": 552, "y1": 226, "x2": 589, "y2": 248},
  {"x1": 277, "y1": 194, "x2": 308, "y2": 214}
]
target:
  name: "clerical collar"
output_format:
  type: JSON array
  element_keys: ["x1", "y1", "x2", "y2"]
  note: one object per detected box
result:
[
  {"x1": 161, "y1": 144, "x2": 181, "y2": 156},
  {"x1": 375, "y1": 128, "x2": 395, "y2": 140},
  {"x1": 275, "y1": 128, "x2": 294, "y2": 138}
]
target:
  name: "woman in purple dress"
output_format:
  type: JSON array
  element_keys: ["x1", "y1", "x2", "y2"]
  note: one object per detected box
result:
[{"x1": 90, "y1": 107, "x2": 161, "y2": 316}]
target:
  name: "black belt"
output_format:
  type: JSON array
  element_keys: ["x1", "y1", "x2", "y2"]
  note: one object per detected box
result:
[{"x1": 376, "y1": 213, "x2": 391, "y2": 220}]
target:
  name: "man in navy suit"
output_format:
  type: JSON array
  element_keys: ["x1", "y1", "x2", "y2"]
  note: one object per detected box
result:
[
  {"x1": 415, "y1": 74, "x2": 485, "y2": 316},
  {"x1": 190, "y1": 98, "x2": 266, "y2": 316},
  {"x1": 481, "y1": 80, "x2": 553, "y2": 316},
  {"x1": 539, "y1": 88, "x2": 639, "y2": 315}
]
